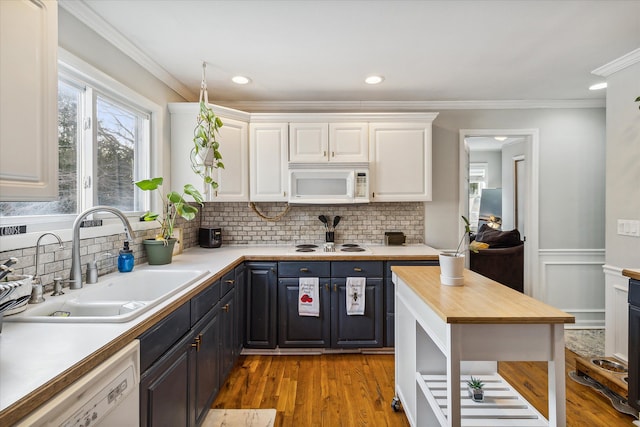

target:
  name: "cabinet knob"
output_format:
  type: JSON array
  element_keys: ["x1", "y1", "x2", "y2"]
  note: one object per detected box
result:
[
  {"x1": 325, "y1": 283, "x2": 330, "y2": 291},
  {"x1": 331, "y1": 151, "x2": 335, "y2": 157},
  {"x1": 223, "y1": 303, "x2": 230, "y2": 312},
  {"x1": 353, "y1": 267, "x2": 363, "y2": 272},
  {"x1": 323, "y1": 150, "x2": 327, "y2": 157},
  {"x1": 300, "y1": 267, "x2": 309, "y2": 273},
  {"x1": 334, "y1": 284, "x2": 337, "y2": 292}
]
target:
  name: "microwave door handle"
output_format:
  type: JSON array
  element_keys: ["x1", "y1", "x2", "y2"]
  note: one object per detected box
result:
[{"x1": 347, "y1": 172, "x2": 354, "y2": 198}]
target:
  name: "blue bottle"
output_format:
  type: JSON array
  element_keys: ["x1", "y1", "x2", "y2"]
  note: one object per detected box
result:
[{"x1": 118, "y1": 241, "x2": 134, "y2": 272}]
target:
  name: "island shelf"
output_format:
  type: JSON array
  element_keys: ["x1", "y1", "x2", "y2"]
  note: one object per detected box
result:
[{"x1": 392, "y1": 266, "x2": 574, "y2": 427}]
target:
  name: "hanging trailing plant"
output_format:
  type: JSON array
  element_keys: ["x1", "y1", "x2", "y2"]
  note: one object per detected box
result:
[{"x1": 191, "y1": 62, "x2": 224, "y2": 194}]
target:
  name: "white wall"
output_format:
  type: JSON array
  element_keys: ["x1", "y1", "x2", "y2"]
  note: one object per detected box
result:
[
  {"x1": 604, "y1": 61, "x2": 640, "y2": 268},
  {"x1": 425, "y1": 108, "x2": 606, "y2": 251}
]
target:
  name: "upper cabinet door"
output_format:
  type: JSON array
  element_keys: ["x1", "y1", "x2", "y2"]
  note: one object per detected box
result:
[
  {"x1": 169, "y1": 103, "x2": 249, "y2": 202},
  {"x1": 214, "y1": 117, "x2": 249, "y2": 201},
  {"x1": 0, "y1": 0, "x2": 58, "y2": 201},
  {"x1": 369, "y1": 123, "x2": 433, "y2": 202},
  {"x1": 289, "y1": 122, "x2": 368, "y2": 163},
  {"x1": 250, "y1": 123, "x2": 289, "y2": 201},
  {"x1": 289, "y1": 123, "x2": 328, "y2": 163},
  {"x1": 329, "y1": 123, "x2": 368, "y2": 163}
]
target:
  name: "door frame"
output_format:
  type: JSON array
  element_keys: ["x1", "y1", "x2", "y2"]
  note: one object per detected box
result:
[{"x1": 458, "y1": 129, "x2": 539, "y2": 297}]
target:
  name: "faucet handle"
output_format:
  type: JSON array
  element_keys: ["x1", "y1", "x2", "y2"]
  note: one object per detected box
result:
[{"x1": 51, "y1": 277, "x2": 65, "y2": 296}]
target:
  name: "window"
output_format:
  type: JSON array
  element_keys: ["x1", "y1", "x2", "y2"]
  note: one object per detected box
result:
[{"x1": 0, "y1": 56, "x2": 152, "y2": 220}]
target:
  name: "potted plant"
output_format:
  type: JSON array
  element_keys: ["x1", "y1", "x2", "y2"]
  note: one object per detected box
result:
[
  {"x1": 438, "y1": 215, "x2": 472, "y2": 286},
  {"x1": 467, "y1": 376, "x2": 485, "y2": 402},
  {"x1": 135, "y1": 177, "x2": 204, "y2": 265},
  {"x1": 191, "y1": 101, "x2": 224, "y2": 195}
]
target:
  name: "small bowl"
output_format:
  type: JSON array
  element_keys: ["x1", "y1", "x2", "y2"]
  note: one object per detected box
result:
[{"x1": 591, "y1": 358, "x2": 628, "y2": 373}]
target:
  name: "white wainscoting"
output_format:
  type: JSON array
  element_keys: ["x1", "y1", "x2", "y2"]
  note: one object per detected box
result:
[
  {"x1": 603, "y1": 264, "x2": 628, "y2": 362},
  {"x1": 538, "y1": 249, "x2": 605, "y2": 329}
]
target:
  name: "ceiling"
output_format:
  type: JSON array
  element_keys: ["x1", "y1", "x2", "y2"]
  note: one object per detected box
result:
[{"x1": 61, "y1": 0, "x2": 639, "y2": 106}]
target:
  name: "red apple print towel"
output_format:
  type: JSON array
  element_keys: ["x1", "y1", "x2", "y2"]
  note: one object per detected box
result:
[{"x1": 298, "y1": 277, "x2": 319, "y2": 317}]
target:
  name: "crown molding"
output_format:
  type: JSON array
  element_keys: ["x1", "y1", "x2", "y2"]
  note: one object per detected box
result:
[
  {"x1": 59, "y1": 0, "x2": 196, "y2": 100},
  {"x1": 592, "y1": 48, "x2": 640, "y2": 77},
  {"x1": 218, "y1": 99, "x2": 604, "y2": 112}
]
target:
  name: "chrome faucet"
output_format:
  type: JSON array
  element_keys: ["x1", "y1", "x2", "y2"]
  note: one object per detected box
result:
[
  {"x1": 34, "y1": 233, "x2": 64, "y2": 279},
  {"x1": 69, "y1": 206, "x2": 136, "y2": 290},
  {"x1": 30, "y1": 233, "x2": 64, "y2": 304}
]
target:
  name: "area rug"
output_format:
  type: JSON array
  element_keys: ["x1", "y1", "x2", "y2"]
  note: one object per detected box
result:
[
  {"x1": 202, "y1": 409, "x2": 276, "y2": 427},
  {"x1": 564, "y1": 329, "x2": 605, "y2": 358}
]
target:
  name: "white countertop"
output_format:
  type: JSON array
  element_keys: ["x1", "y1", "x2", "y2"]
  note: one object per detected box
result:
[{"x1": 0, "y1": 244, "x2": 439, "y2": 421}]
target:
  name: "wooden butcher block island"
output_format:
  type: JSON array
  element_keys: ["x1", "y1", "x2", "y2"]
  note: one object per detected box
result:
[{"x1": 391, "y1": 266, "x2": 575, "y2": 427}]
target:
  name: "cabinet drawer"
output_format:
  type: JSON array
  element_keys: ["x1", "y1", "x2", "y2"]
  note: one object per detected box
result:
[
  {"x1": 279, "y1": 261, "x2": 331, "y2": 277},
  {"x1": 191, "y1": 279, "x2": 220, "y2": 325},
  {"x1": 385, "y1": 260, "x2": 438, "y2": 277},
  {"x1": 332, "y1": 261, "x2": 383, "y2": 277},
  {"x1": 139, "y1": 301, "x2": 191, "y2": 372},
  {"x1": 220, "y1": 270, "x2": 235, "y2": 297}
]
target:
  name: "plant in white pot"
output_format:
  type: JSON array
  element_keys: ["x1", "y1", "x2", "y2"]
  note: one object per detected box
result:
[
  {"x1": 467, "y1": 376, "x2": 485, "y2": 402},
  {"x1": 439, "y1": 215, "x2": 473, "y2": 286},
  {"x1": 135, "y1": 177, "x2": 204, "y2": 265}
]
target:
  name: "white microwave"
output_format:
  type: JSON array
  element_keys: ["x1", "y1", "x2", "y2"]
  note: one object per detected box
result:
[{"x1": 289, "y1": 167, "x2": 369, "y2": 204}]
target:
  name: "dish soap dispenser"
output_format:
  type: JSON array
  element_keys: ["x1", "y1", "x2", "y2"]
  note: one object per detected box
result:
[{"x1": 118, "y1": 241, "x2": 134, "y2": 273}]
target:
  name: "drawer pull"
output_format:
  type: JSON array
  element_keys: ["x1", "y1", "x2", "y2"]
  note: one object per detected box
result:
[
  {"x1": 192, "y1": 334, "x2": 202, "y2": 351},
  {"x1": 353, "y1": 267, "x2": 363, "y2": 272},
  {"x1": 225, "y1": 279, "x2": 235, "y2": 285},
  {"x1": 325, "y1": 283, "x2": 329, "y2": 290},
  {"x1": 334, "y1": 284, "x2": 337, "y2": 292},
  {"x1": 300, "y1": 268, "x2": 310, "y2": 273}
]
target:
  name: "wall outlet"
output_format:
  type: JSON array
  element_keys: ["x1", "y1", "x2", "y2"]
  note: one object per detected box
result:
[{"x1": 617, "y1": 219, "x2": 640, "y2": 237}]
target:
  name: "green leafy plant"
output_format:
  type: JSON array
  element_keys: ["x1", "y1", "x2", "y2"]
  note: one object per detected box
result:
[
  {"x1": 455, "y1": 215, "x2": 473, "y2": 256},
  {"x1": 635, "y1": 96, "x2": 640, "y2": 110},
  {"x1": 467, "y1": 376, "x2": 484, "y2": 390},
  {"x1": 135, "y1": 177, "x2": 204, "y2": 241},
  {"x1": 191, "y1": 101, "x2": 224, "y2": 190}
]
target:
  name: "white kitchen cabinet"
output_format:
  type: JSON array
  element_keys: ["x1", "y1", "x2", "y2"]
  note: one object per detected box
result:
[
  {"x1": 169, "y1": 103, "x2": 250, "y2": 202},
  {"x1": 289, "y1": 122, "x2": 368, "y2": 163},
  {"x1": 0, "y1": 0, "x2": 58, "y2": 201},
  {"x1": 249, "y1": 123, "x2": 289, "y2": 201},
  {"x1": 369, "y1": 120, "x2": 437, "y2": 202}
]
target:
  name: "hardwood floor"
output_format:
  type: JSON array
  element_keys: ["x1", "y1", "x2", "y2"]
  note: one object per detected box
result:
[{"x1": 212, "y1": 349, "x2": 637, "y2": 426}]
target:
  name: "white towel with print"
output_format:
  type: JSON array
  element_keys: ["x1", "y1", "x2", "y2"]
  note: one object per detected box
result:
[
  {"x1": 346, "y1": 277, "x2": 366, "y2": 315},
  {"x1": 298, "y1": 277, "x2": 319, "y2": 317}
]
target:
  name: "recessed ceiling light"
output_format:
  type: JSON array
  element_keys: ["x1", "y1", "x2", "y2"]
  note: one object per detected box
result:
[
  {"x1": 494, "y1": 136, "x2": 508, "y2": 141},
  {"x1": 232, "y1": 75, "x2": 251, "y2": 85},
  {"x1": 365, "y1": 75, "x2": 384, "y2": 85},
  {"x1": 589, "y1": 82, "x2": 607, "y2": 90}
]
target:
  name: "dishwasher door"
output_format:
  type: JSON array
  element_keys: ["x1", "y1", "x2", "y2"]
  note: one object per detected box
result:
[{"x1": 17, "y1": 340, "x2": 140, "y2": 427}]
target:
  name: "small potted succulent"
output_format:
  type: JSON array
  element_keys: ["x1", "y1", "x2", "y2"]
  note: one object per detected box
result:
[
  {"x1": 135, "y1": 177, "x2": 204, "y2": 264},
  {"x1": 439, "y1": 215, "x2": 472, "y2": 286},
  {"x1": 467, "y1": 376, "x2": 485, "y2": 402}
]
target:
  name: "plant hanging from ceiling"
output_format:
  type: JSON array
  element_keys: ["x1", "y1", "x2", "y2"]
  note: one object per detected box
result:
[{"x1": 191, "y1": 62, "x2": 224, "y2": 197}]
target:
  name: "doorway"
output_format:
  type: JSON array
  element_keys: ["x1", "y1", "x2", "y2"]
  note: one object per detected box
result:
[{"x1": 458, "y1": 129, "x2": 539, "y2": 297}]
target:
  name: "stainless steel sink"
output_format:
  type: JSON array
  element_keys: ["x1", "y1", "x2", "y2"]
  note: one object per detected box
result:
[{"x1": 4, "y1": 268, "x2": 209, "y2": 323}]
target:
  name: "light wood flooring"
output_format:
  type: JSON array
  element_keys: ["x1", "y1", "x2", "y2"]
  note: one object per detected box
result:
[{"x1": 212, "y1": 349, "x2": 636, "y2": 426}]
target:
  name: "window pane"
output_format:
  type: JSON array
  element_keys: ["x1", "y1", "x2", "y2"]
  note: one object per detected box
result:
[
  {"x1": 0, "y1": 80, "x2": 79, "y2": 216},
  {"x1": 96, "y1": 96, "x2": 136, "y2": 211}
]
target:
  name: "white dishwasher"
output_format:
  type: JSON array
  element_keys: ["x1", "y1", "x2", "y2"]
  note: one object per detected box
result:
[{"x1": 17, "y1": 340, "x2": 140, "y2": 427}]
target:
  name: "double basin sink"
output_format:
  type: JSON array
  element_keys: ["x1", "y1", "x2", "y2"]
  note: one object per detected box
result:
[{"x1": 4, "y1": 267, "x2": 209, "y2": 323}]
